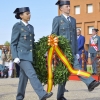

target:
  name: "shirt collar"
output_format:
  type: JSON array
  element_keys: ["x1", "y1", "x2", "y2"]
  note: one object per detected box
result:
[
  {"x1": 93, "y1": 35, "x2": 96, "y2": 38},
  {"x1": 21, "y1": 20, "x2": 28, "y2": 26},
  {"x1": 77, "y1": 35, "x2": 80, "y2": 39},
  {"x1": 63, "y1": 14, "x2": 70, "y2": 20}
]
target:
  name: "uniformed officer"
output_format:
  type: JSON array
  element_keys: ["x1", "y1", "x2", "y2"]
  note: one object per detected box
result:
[
  {"x1": 52, "y1": 0, "x2": 100, "y2": 100},
  {"x1": 11, "y1": 7, "x2": 53, "y2": 100},
  {"x1": 88, "y1": 28, "x2": 100, "y2": 75}
]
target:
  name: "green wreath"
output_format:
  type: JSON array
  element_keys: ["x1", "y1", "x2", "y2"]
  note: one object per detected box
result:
[{"x1": 33, "y1": 35, "x2": 74, "y2": 85}]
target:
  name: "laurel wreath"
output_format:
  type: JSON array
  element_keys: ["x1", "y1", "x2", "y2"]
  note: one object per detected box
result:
[{"x1": 33, "y1": 35, "x2": 74, "y2": 85}]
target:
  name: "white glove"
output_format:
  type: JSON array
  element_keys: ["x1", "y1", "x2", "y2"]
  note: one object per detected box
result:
[
  {"x1": 44, "y1": 52, "x2": 48, "y2": 57},
  {"x1": 76, "y1": 54, "x2": 80, "y2": 60},
  {"x1": 14, "y1": 58, "x2": 20, "y2": 64}
]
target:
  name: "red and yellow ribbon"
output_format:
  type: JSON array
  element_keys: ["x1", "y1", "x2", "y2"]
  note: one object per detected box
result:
[{"x1": 47, "y1": 35, "x2": 91, "y2": 92}]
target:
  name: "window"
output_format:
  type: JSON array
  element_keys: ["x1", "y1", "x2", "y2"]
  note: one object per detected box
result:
[
  {"x1": 88, "y1": 26, "x2": 94, "y2": 34},
  {"x1": 87, "y1": 4, "x2": 93, "y2": 13},
  {"x1": 74, "y1": 6, "x2": 80, "y2": 14}
]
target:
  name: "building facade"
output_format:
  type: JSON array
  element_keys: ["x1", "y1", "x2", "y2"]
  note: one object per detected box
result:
[{"x1": 58, "y1": 0, "x2": 100, "y2": 50}]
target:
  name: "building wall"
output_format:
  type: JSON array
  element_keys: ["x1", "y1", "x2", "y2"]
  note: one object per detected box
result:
[{"x1": 58, "y1": 0, "x2": 100, "y2": 50}]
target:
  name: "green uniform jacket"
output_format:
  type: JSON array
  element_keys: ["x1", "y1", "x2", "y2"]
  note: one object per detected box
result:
[
  {"x1": 52, "y1": 14, "x2": 78, "y2": 55},
  {"x1": 88, "y1": 35, "x2": 100, "y2": 53},
  {"x1": 11, "y1": 21, "x2": 35, "y2": 62}
]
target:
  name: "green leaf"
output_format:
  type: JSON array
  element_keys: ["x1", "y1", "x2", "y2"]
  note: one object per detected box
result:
[{"x1": 33, "y1": 35, "x2": 73, "y2": 85}]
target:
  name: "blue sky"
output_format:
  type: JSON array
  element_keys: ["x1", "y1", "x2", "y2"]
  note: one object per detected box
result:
[{"x1": 0, "y1": 0, "x2": 58, "y2": 44}]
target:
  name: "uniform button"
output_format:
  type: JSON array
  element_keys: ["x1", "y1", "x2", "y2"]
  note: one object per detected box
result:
[
  {"x1": 71, "y1": 35, "x2": 72, "y2": 37},
  {"x1": 30, "y1": 34, "x2": 32, "y2": 36},
  {"x1": 30, "y1": 40, "x2": 32, "y2": 41},
  {"x1": 71, "y1": 40, "x2": 72, "y2": 42},
  {"x1": 30, "y1": 50, "x2": 32, "y2": 52},
  {"x1": 30, "y1": 45, "x2": 32, "y2": 46},
  {"x1": 21, "y1": 50, "x2": 22, "y2": 52}
]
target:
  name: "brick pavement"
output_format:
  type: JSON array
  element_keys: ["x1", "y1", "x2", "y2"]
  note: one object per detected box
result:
[{"x1": 0, "y1": 78, "x2": 100, "y2": 100}]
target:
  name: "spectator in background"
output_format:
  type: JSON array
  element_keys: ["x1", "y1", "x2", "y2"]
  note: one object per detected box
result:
[
  {"x1": 1, "y1": 48, "x2": 7, "y2": 66},
  {"x1": 0, "y1": 49, "x2": 2, "y2": 61},
  {"x1": 3, "y1": 47, "x2": 9, "y2": 78},
  {"x1": 7, "y1": 48, "x2": 14, "y2": 78},
  {"x1": 77, "y1": 29, "x2": 85, "y2": 67},
  {"x1": 0, "y1": 49, "x2": 3, "y2": 65},
  {"x1": 1, "y1": 48, "x2": 9, "y2": 78},
  {"x1": 88, "y1": 28, "x2": 100, "y2": 75}
]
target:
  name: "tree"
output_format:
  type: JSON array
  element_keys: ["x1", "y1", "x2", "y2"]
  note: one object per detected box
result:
[{"x1": 4, "y1": 41, "x2": 10, "y2": 46}]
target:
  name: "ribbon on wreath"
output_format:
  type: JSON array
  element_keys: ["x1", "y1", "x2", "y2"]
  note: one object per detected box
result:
[{"x1": 47, "y1": 35, "x2": 91, "y2": 92}]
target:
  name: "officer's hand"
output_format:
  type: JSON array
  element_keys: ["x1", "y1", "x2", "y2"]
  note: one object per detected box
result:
[
  {"x1": 76, "y1": 54, "x2": 80, "y2": 60},
  {"x1": 14, "y1": 58, "x2": 20, "y2": 64}
]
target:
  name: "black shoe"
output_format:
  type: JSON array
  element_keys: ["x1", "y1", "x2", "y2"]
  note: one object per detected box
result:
[
  {"x1": 88, "y1": 80, "x2": 100, "y2": 91},
  {"x1": 57, "y1": 96, "x2": 67, "y2": 100},
  {"x1": 64, "y1": 89, "x2": 69, "y2": 92},
  {"x1": 41, "y1": 92, "x2": 53, "y2": 100}
]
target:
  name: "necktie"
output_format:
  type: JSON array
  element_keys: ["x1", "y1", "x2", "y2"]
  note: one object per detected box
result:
[
  {"x1": 27, "y1": 24, "x2": 30, "y2": 31},
  {"x1": 67, "y1": 17, "x2": 70, "y2": 22}
]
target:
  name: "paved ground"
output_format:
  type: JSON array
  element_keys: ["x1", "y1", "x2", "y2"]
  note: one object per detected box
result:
[{"x1": 0, "y1": 78, "x2": 100, "y2": 100}]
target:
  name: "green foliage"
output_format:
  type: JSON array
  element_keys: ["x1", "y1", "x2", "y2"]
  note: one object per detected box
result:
[
  {"x1": 4, "y1": 41, "x2": 10, "y2": 46},
  {"x1": 33, "y1": 35, "x2": 73, "y2": 86}
]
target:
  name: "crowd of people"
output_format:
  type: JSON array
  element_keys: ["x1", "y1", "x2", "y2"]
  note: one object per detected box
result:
[
  {"x1": 0, "y1": 46, "x2": 20, "y2": 78},
  {"x1": 77, "y1": 28, "x2": 100, "y2": 75}
]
